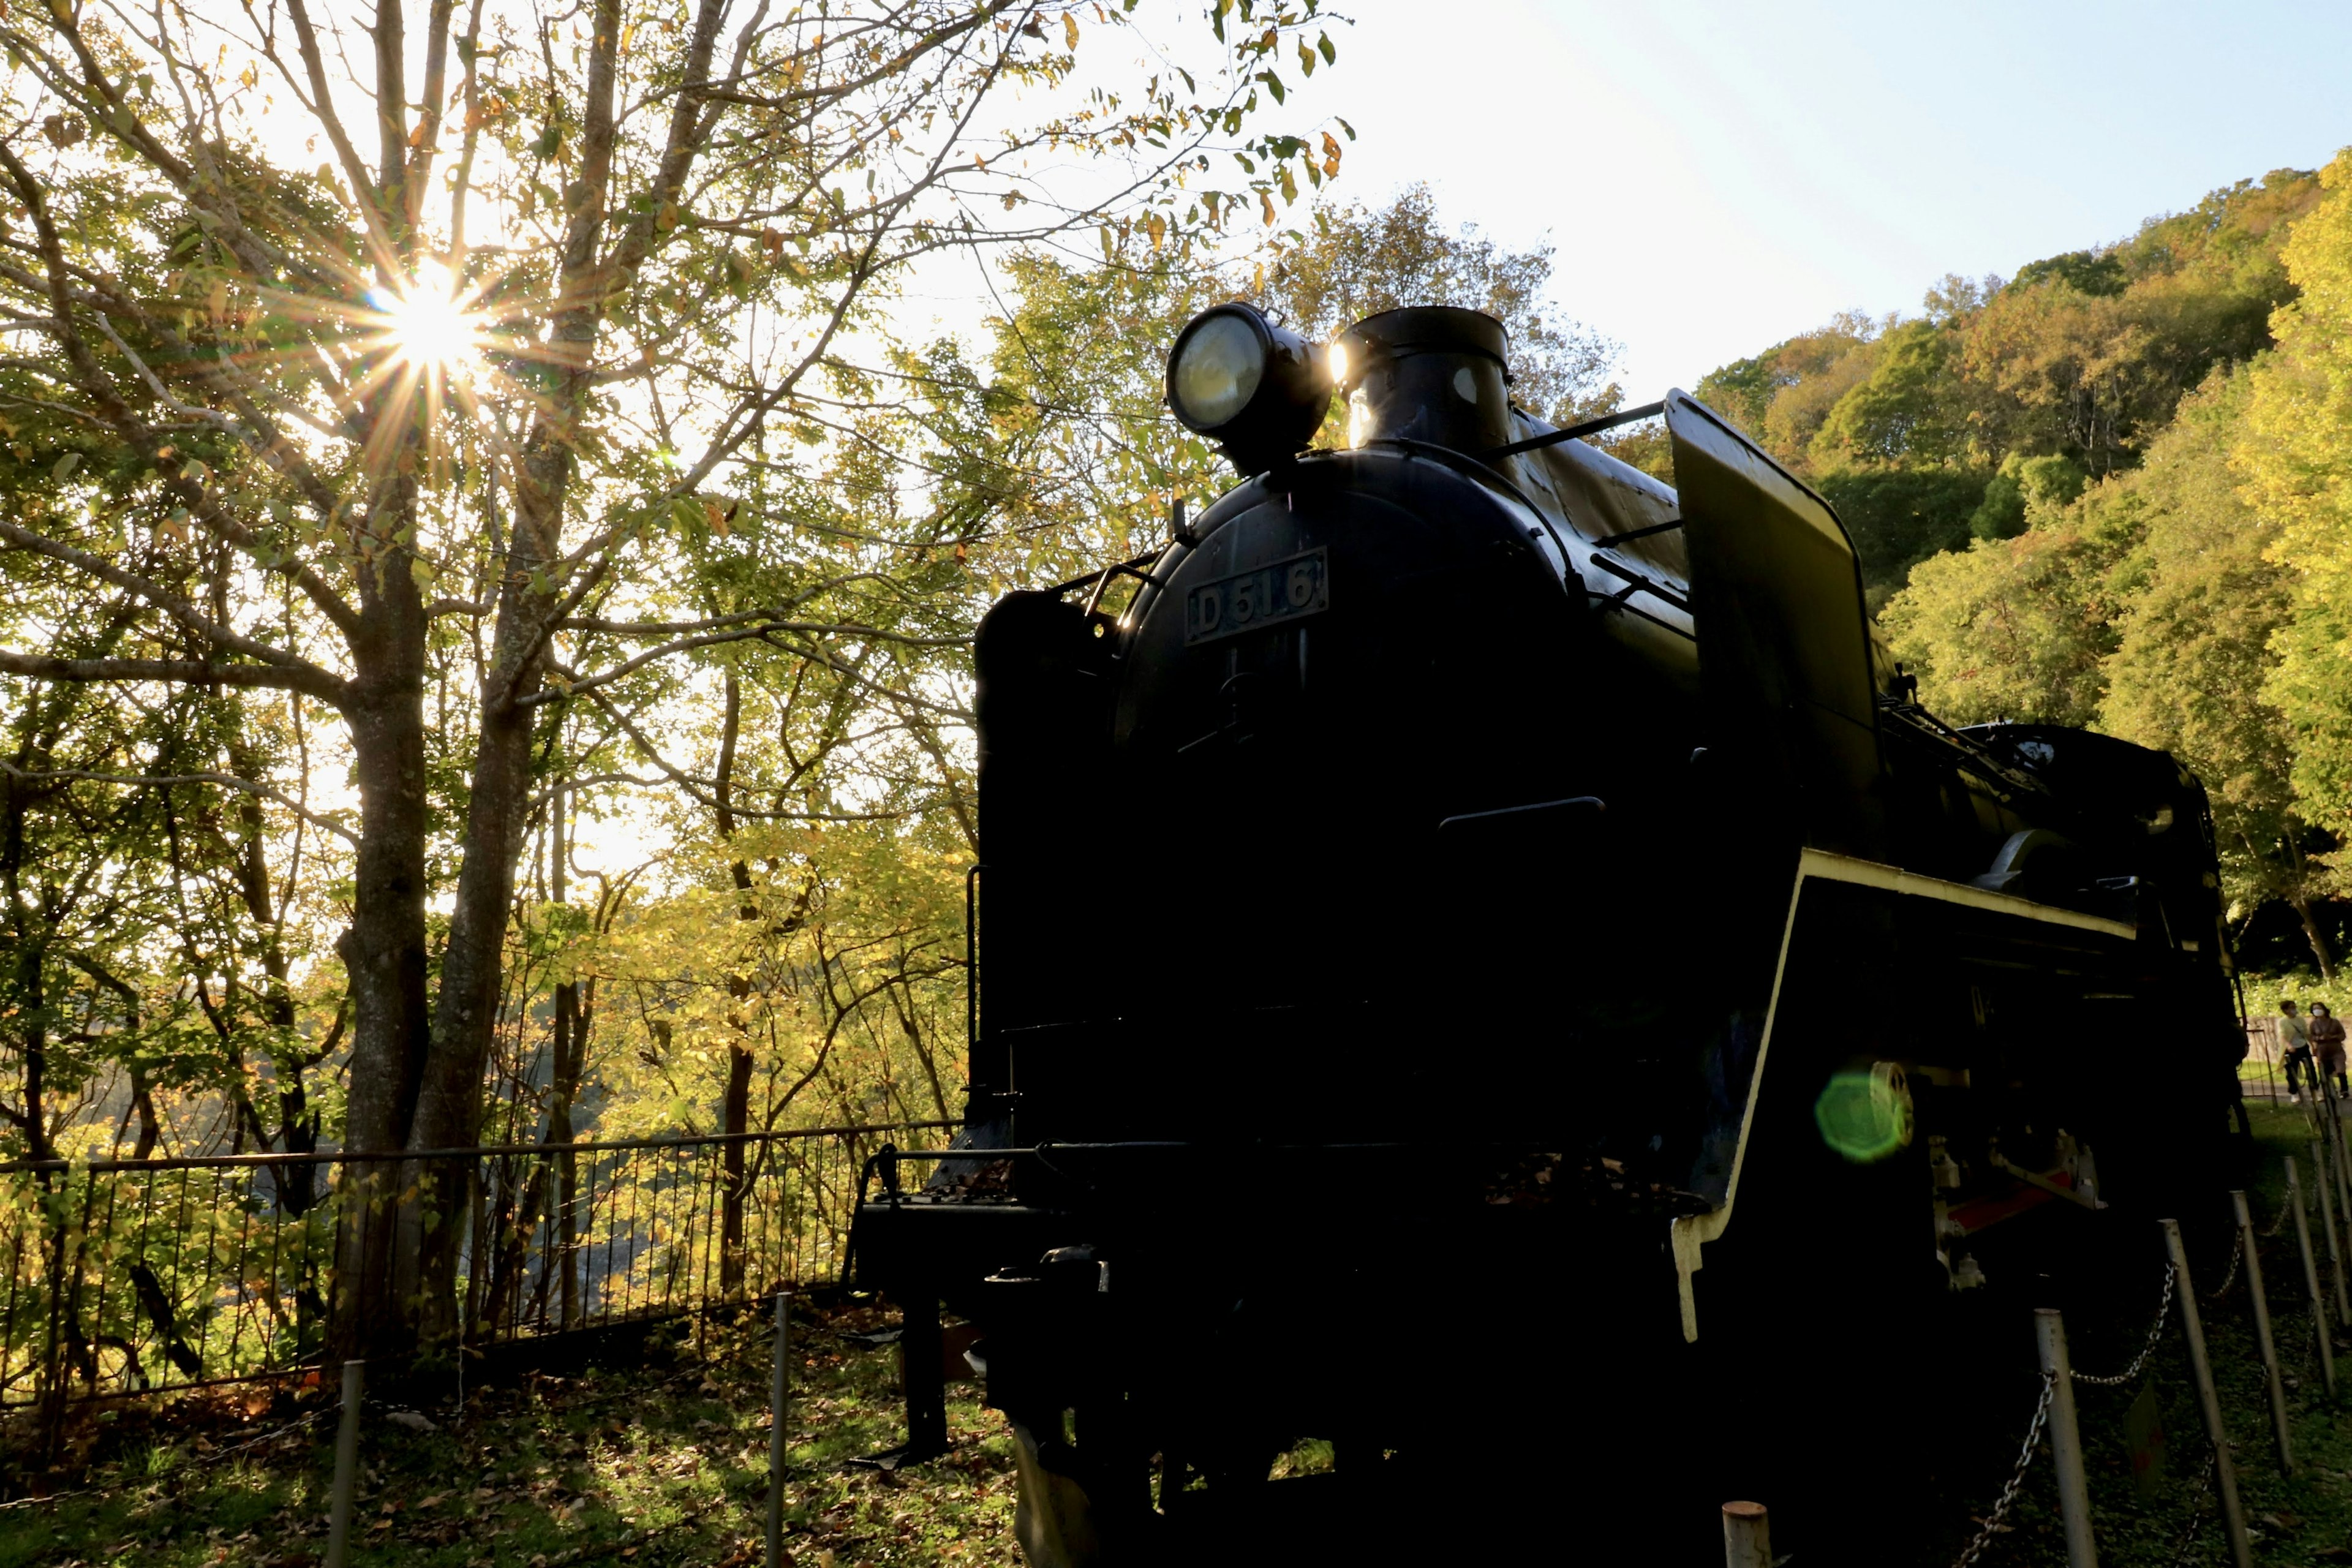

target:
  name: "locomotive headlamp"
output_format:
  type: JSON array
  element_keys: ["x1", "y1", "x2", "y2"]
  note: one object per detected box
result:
[{"x1": 1166, "y1": 303, "x2": 1332, "y2": 476}]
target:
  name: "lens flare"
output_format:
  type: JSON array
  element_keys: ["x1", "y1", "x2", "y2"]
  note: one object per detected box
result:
[
  {"x1": 1814, "y1": 1069, "x2": 1913, "y2": 1164},
  {"x1": 372, "y1": 262, "x2": 480, "y2": 373}
]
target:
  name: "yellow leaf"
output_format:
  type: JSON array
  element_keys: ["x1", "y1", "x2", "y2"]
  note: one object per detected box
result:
[
  {"x1": 1063, "y1": 12, "x2": 1079, "y2": 49},
  {"x1": 1259, "y1": 189, "x2": 1275, "y2": 226}
]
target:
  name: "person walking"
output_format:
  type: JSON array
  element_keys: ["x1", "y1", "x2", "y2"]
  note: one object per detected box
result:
[
  {"x1": 2282, "y1": 999, "x2": 2314, "y2": 1102},
  {"x1": 2313, "y1": 1002, "x2": 2348, "y2": 1099}
]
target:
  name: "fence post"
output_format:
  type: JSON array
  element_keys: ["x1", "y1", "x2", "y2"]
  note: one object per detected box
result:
[
  {"x1": 2313, "y1": 1139, "x2": 2352, "y2": 1329},
  {"x1": 2329, "y1": 1096, "x2": 2352, "y2": 1268},
  {"x1": 325, "y1": 1359, "x2": 364, "y2": 1568},
  {"x1": 2164, "y1": 1219, "x2": 2254, "y2": 1568},
  {"x1": 2035, "y1": 1310, "x2": 2098, "y2": 1568},
  {"x1": 2288, "y1": 1157, "x2": 2338, "y2": 1399},
  {"x1": 767, "y1": 1289, "x2": 790, "y2": 1568},
  {"x1": 1721, "y1": 1501, "x2": 1770, "y2": 1568},
  {"x1": 2234, "y1": 1189, "x2": 2295, "y2": 1472}
]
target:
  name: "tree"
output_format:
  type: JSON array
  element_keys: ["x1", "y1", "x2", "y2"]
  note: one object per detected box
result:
[
  {"x1": 0, "y1": 0, "x2": 1344, "y2": 1359},
  {"x1": 2100, "y1": 367, "x2": 2328, "y2": 972},
  {"x1": 2242, "y1": 149, "x2": 2352, "y2": 908},
  {"x1": 1263, "y1": 184, "x2": 1619, "y2": 427},
  {"x1": 1694, "y1": 314, "x2": 1882, "y2": 466},
  {"x1": 1878, "y1": 476, "x2": 2137, "y2": 732},
  {"x1": 1809, "y1": 318, "x2": 1974, "y2": 470}
]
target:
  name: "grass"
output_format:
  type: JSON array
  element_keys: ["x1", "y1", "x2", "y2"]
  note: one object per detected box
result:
[
  {"x1": 15, "y1": 1102, "x2": 2352, "y2": 1566},
  {"x1": 0, "y1": 1300, "x2": 1021, "y2": 1568}
]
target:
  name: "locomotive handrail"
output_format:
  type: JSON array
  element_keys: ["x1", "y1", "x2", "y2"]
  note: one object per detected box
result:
[
  {"x1": 965, "y1": 863, "x2": 984, "y2": 1055},
  {"x1": 1483, "y1": 400, "x2": 1667, "y2": 461},
  {"x1": 1355, "y1": 435, "x2": 1597, "y2": 615},
  {"x1": 1589, "y1": 516, "x2": 1685, "y2": 548},
  {"x1": 1043, "y1": 546, "x2": 1167, "y2": 605},
  {"x1": 1586, "y1": 550, "x2": 1691, "y2": 612},
  {"x1": 1361, "y1": 435, "x2": 1553, "y2": 525},
  {"x1": 1081, "y1": 552, "x2": 1168, "y2": 620},
  {"x1": 1877, "y1": 697, "x2": 2054, "y2": 809}
]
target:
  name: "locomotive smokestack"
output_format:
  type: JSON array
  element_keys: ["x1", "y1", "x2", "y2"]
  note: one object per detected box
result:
[{"x1": 1333, "y1": 307, "x2": 1515, "y2": 454}]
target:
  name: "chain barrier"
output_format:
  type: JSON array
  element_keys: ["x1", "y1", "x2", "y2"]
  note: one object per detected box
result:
[
  {"x1": 2075, "y1": 1263, "x2": 2179, "y2": 1387},
  {"x1": 2166, "y1": 1447, "x2": 2217, "y2": 1568},
  {"x1": 1951, "y1": 1371, "x2": 2056, "y2": 1568},
  {"x1": 2203, "y1": 1237, "x2": 2244, "y2": 1300}
]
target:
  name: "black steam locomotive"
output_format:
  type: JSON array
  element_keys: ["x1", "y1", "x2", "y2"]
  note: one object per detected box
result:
[{"x1": 851, "y1": 304, "x2": 2245, "y2": 1564}]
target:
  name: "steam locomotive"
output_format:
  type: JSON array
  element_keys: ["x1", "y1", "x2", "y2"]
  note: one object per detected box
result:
[{"x1": 850, "y1": 304, "x2": 2245, "y2": 1564}]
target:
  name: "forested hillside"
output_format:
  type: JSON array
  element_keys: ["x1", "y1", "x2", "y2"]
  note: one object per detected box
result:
[{"x1": 1705, "y1": 157, "x2": 2351, "y2": 977}]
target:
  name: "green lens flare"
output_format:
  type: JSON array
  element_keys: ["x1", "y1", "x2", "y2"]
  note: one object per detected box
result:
[{"x1": 1814, "y1": 1070, "x2": 1912, "y2": 1164}]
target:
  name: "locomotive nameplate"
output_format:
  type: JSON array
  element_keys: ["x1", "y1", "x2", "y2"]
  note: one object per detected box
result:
[{"x1": 1185, "y1": 548, "x2": 1329, "y2": 645}]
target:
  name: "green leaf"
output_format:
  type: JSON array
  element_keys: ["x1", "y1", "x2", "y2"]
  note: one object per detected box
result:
[
  {"x1": 51, "y1": 452, "x2": 80, "y2": 480},
  {"x1": 1257, "y1": 71, "x2": 1284, "y2": 104},
  {"x1": 1317, "y1": 31, "x2": 1336, "y2": 65}
]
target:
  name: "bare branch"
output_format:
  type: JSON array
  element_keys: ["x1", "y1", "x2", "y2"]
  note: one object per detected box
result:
[
  {"x1": 0, "y1": 649, "x2": 348, "y2": 701},
  {"x1": 0, "y1": 520, "x2": 346, "y2": 692},
  {"x1": 0, "y1": 760, "x2": 359, "y2": 845}
]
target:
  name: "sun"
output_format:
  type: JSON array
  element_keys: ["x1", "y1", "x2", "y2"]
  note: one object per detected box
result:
[{"x1": 374, "y1": 262, "x2": 482, "y2": 373}]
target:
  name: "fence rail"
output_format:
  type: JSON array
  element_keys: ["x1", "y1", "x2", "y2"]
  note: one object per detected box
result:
[{"x1": 0, "y1": 1120, "x2": 948, "y2": 1414}]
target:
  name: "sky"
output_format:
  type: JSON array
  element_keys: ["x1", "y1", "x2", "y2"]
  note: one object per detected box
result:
[{"x1": 1273, "y1": 0, "x2": 2352, "y2": 397}]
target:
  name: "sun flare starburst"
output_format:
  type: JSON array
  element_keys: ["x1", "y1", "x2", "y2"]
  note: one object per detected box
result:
[{"x1": 371, "y1": 262, "x2": 483, "y2": 374}]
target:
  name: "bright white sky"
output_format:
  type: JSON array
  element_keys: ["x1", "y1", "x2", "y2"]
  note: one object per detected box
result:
[{"x1": 1270, "y1": 0, "x2": 2352, "y2": 396}]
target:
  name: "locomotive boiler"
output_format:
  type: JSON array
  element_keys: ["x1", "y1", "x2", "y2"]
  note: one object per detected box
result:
[{"x1": 850, "y1": 304, "x2": 2245, "y2": 1564}]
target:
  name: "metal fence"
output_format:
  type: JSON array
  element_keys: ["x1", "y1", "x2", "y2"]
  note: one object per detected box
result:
[{"x1": 0, "y1": 1120, "x2": 946, "y2": 1413}]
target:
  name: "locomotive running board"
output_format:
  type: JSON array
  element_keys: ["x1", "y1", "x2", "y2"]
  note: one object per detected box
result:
[{"x1": 1666, "y1": 850, "x2": 2137, "y2": 1343}]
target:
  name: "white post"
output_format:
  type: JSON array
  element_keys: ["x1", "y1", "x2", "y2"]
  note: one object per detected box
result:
[
  {"x1": 2288, "y1": 1157, "x2": 2337, "y2": 1399},
  {"x1": 2035, "y1": 1310, "x2": 2098, "y2": 1568},
  {"x1": 2234, "y1": 1189, "x2": 2294, "y2": 1472},
  {"x1": 1721, "y1": 1501, "x2": 1770, "y2": 1568},
  {"x1": 325, "y1": 1359, "x2": 363, "y2": 1568},
  {"x1": 2165, "y1": 1219, "x2": 2254, "y2": 1568},
  {"x1": 767, "y1": 1290, "x2": 790, "y2": 1568},
  {"x1": 2314, "y1": 1138, "x2": 2351, "y2": 1327}
]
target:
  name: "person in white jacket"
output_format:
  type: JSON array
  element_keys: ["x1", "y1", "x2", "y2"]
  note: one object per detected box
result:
[{"x1": 2282, "y1": 998, "x2": 2314, "y2": 1102}]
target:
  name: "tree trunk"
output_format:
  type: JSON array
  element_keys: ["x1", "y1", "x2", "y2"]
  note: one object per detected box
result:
[
  {"x1": 714, "y1": 669, "x2": 759, "y2": 1295},
  {"x1": 2291, "y1": 891, "x2": 2339, "y2": 981},
  {"x1": 328, "y1": 624, "x2": 432, "y2": 1362},
  {"x1": 720, "y1": 1044, "x2": 755, "y2": 1294},
  {"x1": 547, "y1": 778, "x2": 586, "y2": 1327},
  {"x1": 397, "y1": 0, "x2": 628, "y2": 1348},
  {"x1": 399, "y1": 603, "x2": 551, "y2": 1343}
]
